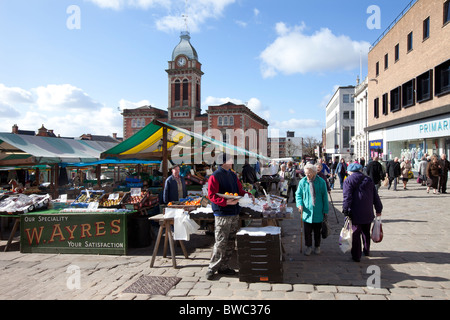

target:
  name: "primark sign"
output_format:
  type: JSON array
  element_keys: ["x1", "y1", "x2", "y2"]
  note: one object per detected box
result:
[{"x1": 386, "y1": 115, "x2": 450, "y2": 141}]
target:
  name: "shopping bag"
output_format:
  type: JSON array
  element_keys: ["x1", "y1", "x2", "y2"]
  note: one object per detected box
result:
[
  {"x1": 382, "y1": 177, "x2": 389, "y2": 187},
  {"x1": 321, "y1": 216, "x2": 330, "y2": 239},
  {"x1": 407, "y1": 171, "x2": 414, "y2": 179},
  {"x1": 280, "y1": 180, "x2": 288, "y2": 196},
  {"x1": 339, "y1": 217, "x2": 353, "y2": 253},
  {"x1": 417, "y1": 176, "x2": 422, "y2": 184},
  {"x1": 371, "y1": 216, "x2": 383, "y2": 243}
]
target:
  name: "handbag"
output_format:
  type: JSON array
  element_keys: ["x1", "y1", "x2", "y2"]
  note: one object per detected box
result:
[
  {"x1": 417, "y1": 176, "x2": 423, "y2": 184},
  {"x1": 321, "y1": 216, "x2": 330, "y2": 239},
  {"x1": 339, "y1": 217, "x2": 353, "y2": 253},
  {"x1": 371, "y1": 216, "x2": 383, "y2": 243}
]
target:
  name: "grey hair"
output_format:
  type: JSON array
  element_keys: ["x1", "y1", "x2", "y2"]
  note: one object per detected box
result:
[{"x1": 304, "y1": 163, "x2": 317, "y2": 173}]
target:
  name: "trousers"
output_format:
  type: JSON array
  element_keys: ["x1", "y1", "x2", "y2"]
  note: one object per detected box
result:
[
  {"x1": 304, "y1": 221, "x2": 322, "y2": 248},
  {"x1": 351, "y1": 223, "x2": 371, "y2": 261},
  {"x1": 208, "y1": 215, "x2": 240, "y2": 272}
]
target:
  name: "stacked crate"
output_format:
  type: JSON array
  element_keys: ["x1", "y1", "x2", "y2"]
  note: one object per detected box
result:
[{"x1": 236, "y1": 227, "x2": 283, "y2": 283}]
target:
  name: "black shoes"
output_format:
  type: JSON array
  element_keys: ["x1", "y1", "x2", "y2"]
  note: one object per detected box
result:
[{"x1": 206, "y1": 268, "x2": 237, "y2": 280}]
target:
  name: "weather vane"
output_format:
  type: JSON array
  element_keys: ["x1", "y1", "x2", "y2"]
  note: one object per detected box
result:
[{"x1": 181, "y1": 0, "x2": 189, "y2": 33}]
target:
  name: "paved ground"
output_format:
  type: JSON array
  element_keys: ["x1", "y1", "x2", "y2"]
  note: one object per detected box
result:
[{"x1": 0, "y1": 178, "x2": 449, "y2": 301}]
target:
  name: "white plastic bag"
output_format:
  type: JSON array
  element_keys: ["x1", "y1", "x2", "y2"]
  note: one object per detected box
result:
[
  {"x1": 339, "y1": 217, "x2": 353, "y2": 253},
  {"x1": 371, "y1": 216, "x2": 383, "y2": 243},
  {"x1": 174, "y1": 211, "x2": 200, "y2": 241}
]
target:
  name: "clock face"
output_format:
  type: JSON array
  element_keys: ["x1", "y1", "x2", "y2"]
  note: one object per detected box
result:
[{"x1": 177, "y1": 57, "x2": 186, "y2": 67}]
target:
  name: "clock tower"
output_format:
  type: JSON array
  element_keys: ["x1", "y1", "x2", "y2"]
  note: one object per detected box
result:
[{"x1": 166, "y1": 31, "x2": 203, "y2": 123}]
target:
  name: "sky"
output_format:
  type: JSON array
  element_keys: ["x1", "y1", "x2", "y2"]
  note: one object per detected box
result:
[{"x1": 0, "y1": 0, "x2": 414, "y2": 140}]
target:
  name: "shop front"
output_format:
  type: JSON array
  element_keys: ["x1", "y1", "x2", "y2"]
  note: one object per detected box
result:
[{"x1": 384, "y1": 114, "x2": 450, "y2": 170}]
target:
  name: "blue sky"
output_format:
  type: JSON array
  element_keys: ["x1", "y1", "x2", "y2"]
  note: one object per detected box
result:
[{"x1": 0, "y1": 0, "x2": 413, "y2": 139}]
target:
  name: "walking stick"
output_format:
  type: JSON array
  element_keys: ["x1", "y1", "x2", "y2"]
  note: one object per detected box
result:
[
  {"x1": 299, "y1": 209, "x2": 303, "y2": 253},
  {"x1": 328, "y1": 191, "x2": 339, "y2": 224}
]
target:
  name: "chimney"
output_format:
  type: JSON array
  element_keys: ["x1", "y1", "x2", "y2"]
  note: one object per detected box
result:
[
  {"x1": 12, "y1": 124, "x2": 18, "y2": 134},
  {"x1": 112, "y1": 133, "x2": 117, "y2": 139}
]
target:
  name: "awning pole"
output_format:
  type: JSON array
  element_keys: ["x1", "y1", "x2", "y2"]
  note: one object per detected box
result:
[{"x1": 162, "y1": 127, "x2": 168, "y2": 185}]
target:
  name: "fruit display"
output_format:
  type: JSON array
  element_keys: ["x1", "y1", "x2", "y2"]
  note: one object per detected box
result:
[
  {"x1": 98, "y1": 192, "x2": 127, "y2": 208},
  {"x1": 71, "y1": 190, "x2": 104, "y2": 208}
]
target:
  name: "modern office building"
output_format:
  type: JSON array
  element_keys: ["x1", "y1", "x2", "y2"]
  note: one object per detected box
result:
[
  {"x1": 366, "y1": 0, "x2": 450, "y2": 167},
  {"x1": 325, "y1": 86, "x2": 355, "y2": 161}
]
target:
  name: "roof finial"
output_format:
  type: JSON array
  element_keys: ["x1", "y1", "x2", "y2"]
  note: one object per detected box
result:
[{"x1": 182, "y1": 0, "x2": 189, "y2": 34}]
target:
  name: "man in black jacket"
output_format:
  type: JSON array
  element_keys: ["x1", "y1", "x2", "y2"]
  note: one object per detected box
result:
[
  {"x1": 386, "y1": 157, "x2": 401, "y2": 191},
  {"x1": 438, "y1": 154, "x2": 450, "y2": 194},
  {"x1": 366, "y1": 156, "x2": 384, "y2": 192}
]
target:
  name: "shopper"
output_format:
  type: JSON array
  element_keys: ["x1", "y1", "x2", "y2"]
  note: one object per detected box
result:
[
  {"x1": 386, "y1": 157, "x2": 401, "y2": 191},
  {"x1": 365, "y1": 156, "x2": 384, "y2": 191},
  {"x1": 418, "y1": 156, "x2": 428, "y2": 186},
  {"x1": 336, "y1": 158, "x2": 348, "y2": 189},
  {"x1": 438, "y1": 154, "x2": 450, "y2": 194},
  {"x1": 342, "y1": 163, "x2": 383, "y2": 262},
  {"x1": 286, "y1": 161, "x2": 299, "y2": 203},
  {"x1": 241, "y1": 160, "x2": 258, "y2": 185},
  {"x1": 295, "y1": 163, "x2": 329, "y2": 256},
  {"x1": 400, "y1": 158, "x2": 412, "y2": 190},
  {"x1": 206, "y1": 153, "x2": 253, "y2": 280},
  {"x1": 163, "y1": 164, "x2": 187, "y2": 204},
  {"x1": 426, "y1": 155, "x2": 441, "y2": 194}
]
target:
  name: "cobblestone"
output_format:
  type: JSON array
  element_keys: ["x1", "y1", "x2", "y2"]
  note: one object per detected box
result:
[{"x1": 0, "y1": 181, "x2": 449, "y2": 301}]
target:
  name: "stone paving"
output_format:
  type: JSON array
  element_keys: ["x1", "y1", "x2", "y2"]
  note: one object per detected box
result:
[{"x1": 0, "y1": 178, "x2": 449, "y2": 300}]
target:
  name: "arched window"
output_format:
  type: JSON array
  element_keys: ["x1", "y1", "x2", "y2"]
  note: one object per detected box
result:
[
  {"x1": 223, "y1": 116, "x2": 228, "y2": 125},
  {"x1": 131, "y1": 119, "x2": 136, "y2": 128},
  {"x1": 174, "y1": 80, "x2": 181, "y2": 101},
  {"x1": 218, "y1": 116, "x2": 222, "y2": 126},
  {"x1": 182, "y1": 79, "x2": 189, "y2": 101},
  {"x1": 229, "y1": 116, "x2": 234, "y2": 125}
]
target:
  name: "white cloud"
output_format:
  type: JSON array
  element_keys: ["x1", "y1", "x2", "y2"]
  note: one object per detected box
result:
[
  {"x1": 260, "y1": 22, "x2": 371, "y2": 78},
  {"x1": 87, "y1": 0, "x2": 236, "y2": 33},
  {"x1": 85, "y1": 0, "x2": 170, "y2": 11},
  {"x1": 33, "y1": 84, "x2": 103, "y2": 111},
  {"x1": 0, "y1": 84, "x2": 33, "y2": 104},
  {"x1": 203, "y1": 96, "x2": 270, "y2": 119},
  {"x1": 118, "y1": 98, "x2": 153, "y2": 111}
]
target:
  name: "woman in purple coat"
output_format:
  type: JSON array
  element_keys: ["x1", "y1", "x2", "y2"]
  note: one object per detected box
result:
[{"x1": 342, "y1": 163, "x2": 383, "y2": 262}]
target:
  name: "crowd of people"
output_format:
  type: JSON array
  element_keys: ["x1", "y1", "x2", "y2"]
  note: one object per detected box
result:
[{"x1": 161, "y1": 151, "x2": 449, "y2": 279}]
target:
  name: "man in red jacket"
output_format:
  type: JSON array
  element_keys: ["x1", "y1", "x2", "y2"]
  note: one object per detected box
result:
[{"x1": 206, "y1": 153, "x2": 252, "y2": 280}]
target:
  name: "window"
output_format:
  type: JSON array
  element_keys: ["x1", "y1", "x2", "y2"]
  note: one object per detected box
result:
[
  {"x1": 351, "y1": 111, "x2": 354, "y2": 119},
  {"x1": 435, "y1": 59, "x2": 450, "y2": 96},
  {"x1": 343, "y1": 111, "x2": 350, "y2": 119},
  {"x1": 376, "y1": 62, "x2": 379, "y2": 76},
  {"x1": 402, "y1": 79, "x2": 415, "y2": 108},
  {"x1": 174, "y1": 80, "x2": 181, "y2": 101},
  {"x1": 343, "y1": 94, "x2": 354, "y2": 103},
  {"x1": 384, "y1": 53, "x2": 389, "y2": 69},
  {"x1": 218, "y1": 116, "x2": 222, "y2": 126},
  {"x1": 395, "y1": 44, "x2": 399, "y2": 62},
  {"x1": 229, "y1": 116, "x2": 234, "y2": 125},
  {"x1": 444, "y1": 0, "x2": 450, "y2": 25},
  {"x1": 407, "y1": 32, "x2": 413, "y2": 52},
  {"x1": 373, "y1": 98, "x2": 379, "y2": 118},
  {"x1": 343, "y1": 127, "x2": 350, "y2": 148},
  {"x1": 382, "y1": 93, "x2": 389, "y2": 115},
  {"x1": 390, "y1": 87, "x2": 401, "y2": 112},
  {"x1": 423, "y1": 17, "x2": 430, "y2": 40},
  {"x1": 417, "y1": 70, "x2": 433, "y2": 102},
  {"x1": 182, "y1": 79, "x2": 188, "y2": 101}
]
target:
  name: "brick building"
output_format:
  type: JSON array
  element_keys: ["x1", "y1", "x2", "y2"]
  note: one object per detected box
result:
[
  {"x1": 367, "y1": 0, "x2": 450, "y2": 166},
  {"x1": 122, "y1": 32, "x2": 269, "y2": 153}
]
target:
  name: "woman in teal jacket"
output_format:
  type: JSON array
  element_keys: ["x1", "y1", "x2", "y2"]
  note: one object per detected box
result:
[{"x1": 296, "y1": 163, "x2": 329, "y2": 255}]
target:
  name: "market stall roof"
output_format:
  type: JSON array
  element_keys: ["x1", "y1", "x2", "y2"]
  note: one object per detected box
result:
[
  {"x1": 0, "y1": 133, "x2": 119, "y2": 166},
  {"x1": 60, "y1": 159, "x2": 161, "y2": 168},
  {"x1": 100, "y1": 120, "x2": 270, "y2": 163}
]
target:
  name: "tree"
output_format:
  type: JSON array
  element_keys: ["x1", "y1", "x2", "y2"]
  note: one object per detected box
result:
[{"x1": 302, "y1": 136, "x2": 321, "y2": 158}]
